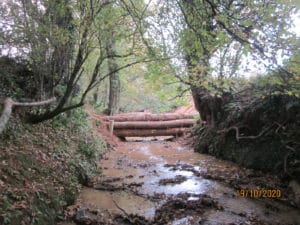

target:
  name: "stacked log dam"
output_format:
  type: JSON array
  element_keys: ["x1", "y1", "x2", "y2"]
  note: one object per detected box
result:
[
  {"x1": 112, "y1": 119, "x2": 194, "y2": 129},
  {"x1": 105, "y1": 113, "x2": 195, "y2": 122},
  {"x1": 114, "y1": 128, "x2": 188, "y2": 137},
  {"x1": 103, "y1": 113, "x2": 196, "y2": 138}
]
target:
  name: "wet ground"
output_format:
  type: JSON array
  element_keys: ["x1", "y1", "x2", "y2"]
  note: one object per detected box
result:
[{"x1": 64, "y1": 139, "x2": 300, "y2": 225}]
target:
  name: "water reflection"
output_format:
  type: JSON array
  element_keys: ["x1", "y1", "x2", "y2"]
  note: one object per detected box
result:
[{"x1": 77, "y1": 141, "x2": 300, "y2": 224}]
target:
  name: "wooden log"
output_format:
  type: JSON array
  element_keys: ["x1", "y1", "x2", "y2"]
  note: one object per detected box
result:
[
  {"x1": 113, "y1": 128, "x2": 189, "y2": 137},
  {"x1": 104, "y1": 113, "x2": 196, "y2": 122},
  {"x1": 109, "y1": 120, "x2": 114, "y2": 135},
  {"x1": 110, "y1": 119, "x2": 195, "y2": 129}
]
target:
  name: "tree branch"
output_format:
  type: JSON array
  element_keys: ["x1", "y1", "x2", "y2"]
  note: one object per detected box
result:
[
  {"x1": 13, "y1": 97, "x2": 56, "y2": 106},
  {"x1": 0, "y1": 97, "x2": 56, "y2": 134},
  {"x1": 168, "y1": 88, "x2": 190, "y2": 101}
]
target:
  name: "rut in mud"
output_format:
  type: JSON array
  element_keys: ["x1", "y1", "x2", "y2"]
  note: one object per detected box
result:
[{"x1": 65, "y1": 139, "x2": 300, "y2": 225}]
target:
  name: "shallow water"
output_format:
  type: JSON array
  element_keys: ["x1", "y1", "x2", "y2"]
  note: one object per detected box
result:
[{"x1": 77, "y1": 141, "x2": 300, "y2": 225}]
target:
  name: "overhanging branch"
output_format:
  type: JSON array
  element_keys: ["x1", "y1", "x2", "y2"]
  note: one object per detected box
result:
[{"x1": 0, "y1": 97, "x2": 56, "y2": 134}]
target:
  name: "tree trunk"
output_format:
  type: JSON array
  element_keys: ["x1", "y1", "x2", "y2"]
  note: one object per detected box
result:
[
  {"x1": 186, "y1": 51, "x2": 227, "y2": 127},
  {"x1": 179, "y1": 0, "x2": 228, "y2": 127},
  {"x1": 106, "y1": 33, "x2": 120, "y2": 116},
  {"x1": 109, "y1": 119, "x2": 195, "y2": 129},
  {"x1": 93, "y1": 85, "x2": 100, "y2": 104},
  {"x1": 108, "y1": 69, "x2": 120, "y2": 115},
  {"x1": 114, "y1": 127, "x2": 188, "y2": 137},
  {"x1": 191, "y1": 86, "x2": 219, "y2": 127},
  {"x1": 0, "y1": 98, "x2": 13, "y2": 134}
]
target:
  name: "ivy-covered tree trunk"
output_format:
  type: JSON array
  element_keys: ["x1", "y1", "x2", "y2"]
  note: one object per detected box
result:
[
  {"x1": 191, "y1": 85, "x2": 229, "y2": 127},
  {"x1": 179, "y1": 0, "x2": 232, "y2": 127},
  {"x1": 108, "y1": 68, "x2": 120, "y2": 115},
  {"x1": 106, "y1": 35, "x2": 120, "y2": 115},
  {"x1": 187, "y1": 56, "x2": 227, "y2": 127}
]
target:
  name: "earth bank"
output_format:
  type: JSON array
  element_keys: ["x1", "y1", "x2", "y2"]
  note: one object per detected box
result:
[
  {"x1": 193, "y1": 94, "x2": 300, "y2": 179},
  {"x1": 0, "y1": 110, "x2": 107, "y2": 225}
]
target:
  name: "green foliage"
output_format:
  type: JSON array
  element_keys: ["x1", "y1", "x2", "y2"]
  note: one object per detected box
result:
[
  {"x1": 1, "y1": 189, "x2": 26, "y2": 224},
  {"x1": 154, "y1": 0, "x2": 299, "y2": 98},
  {"x1": 118, "y1": 62, "x2": 188, "y2": 113},
  {"x1": 256, "y1": 75, "x2": 298, "y2": 97},
  {"x1": 0, "y1": 0, "x2": 74, "y2": 94},
  {"x1": 0, "y1": 57, "x2": 36, "y2": 101},
  {"x1": 50, "y1": 106, "x2": 89, "y2": 132},
  {"x1": 252, "y1": 70, "x2": 300, "y2": 98},
  {"x1": 0, "y1": 117, "x2": 25, "y2": 143},
  {"x1": 77, "y1": 139, "x2": 106, "y2": 160},
  {"x1": 68, "y1": 155, "x2": 98, "y2": 185}
]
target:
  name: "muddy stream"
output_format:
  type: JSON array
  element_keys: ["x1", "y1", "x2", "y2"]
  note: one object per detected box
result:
[{"x1": 65, "y1": 139, "x2": 300, "y2": 225}]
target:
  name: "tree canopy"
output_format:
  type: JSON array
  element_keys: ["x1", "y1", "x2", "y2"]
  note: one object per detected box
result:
[{"x1": 0, "y1": 0, "x2": 299, "y2": 124}]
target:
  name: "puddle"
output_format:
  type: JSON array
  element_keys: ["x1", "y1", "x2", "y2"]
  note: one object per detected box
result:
[
  {"x1": 139, "y1": 163, "x2": 219, "y2": 195},
  {"x1": 79, "y1": 188, "x2": 156, "y2": 219},
  {"x1": 172, "y1": 216, "x2": 200, "y2": 225}
]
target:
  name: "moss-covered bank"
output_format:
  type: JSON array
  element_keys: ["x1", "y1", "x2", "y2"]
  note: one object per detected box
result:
[{"x1": 0, "y1": 109, "x2": 107, "y2": 225}]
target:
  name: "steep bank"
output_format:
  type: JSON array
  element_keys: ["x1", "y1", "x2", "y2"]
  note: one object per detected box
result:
[
  {"x1": 193, "y1": 95, "x2": 300, "y2": 175},
  {"x1": 0, "y1": 109, "x2": 107, "y2": 225},
  {"x1": 192, "y1": 94, "x2": 300, "y2": 207}
]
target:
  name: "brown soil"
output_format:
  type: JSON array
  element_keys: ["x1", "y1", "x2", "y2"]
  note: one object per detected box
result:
[{"x1": 89, "y1": 112, "x2": 122, "y2": 148}]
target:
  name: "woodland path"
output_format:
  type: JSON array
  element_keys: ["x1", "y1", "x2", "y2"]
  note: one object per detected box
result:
[{"x1": 62, "y1": 138, "x2": 300, "y2": 225}]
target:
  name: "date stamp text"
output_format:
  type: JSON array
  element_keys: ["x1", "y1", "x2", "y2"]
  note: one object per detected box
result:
[{"x1": 238, "y1": 189, "x2": 281, "y2": 198}]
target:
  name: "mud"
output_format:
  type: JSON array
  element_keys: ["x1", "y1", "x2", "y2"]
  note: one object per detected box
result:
[{"x1": 67, "y1": 140, "x2": 300, "y2": 225}]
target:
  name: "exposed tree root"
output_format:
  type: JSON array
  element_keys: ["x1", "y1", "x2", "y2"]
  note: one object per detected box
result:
[{"x1": 217, "y1": 124, "x2": 273, "y2": 141}]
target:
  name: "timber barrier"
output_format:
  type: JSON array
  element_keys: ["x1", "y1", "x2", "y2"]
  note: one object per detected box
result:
[{"x1": 102, "y1": 112, "x2": 197, "y2": 138}]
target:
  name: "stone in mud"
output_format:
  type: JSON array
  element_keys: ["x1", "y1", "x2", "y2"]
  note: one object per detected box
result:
[
  {"x1": 75, "y1": 208, "x2": 86, "y2": 222},
  {"x1": 154, "y1": 194, "x2": 220, "y2": 224},
  {"x1": 113, "y1": 214, "x2": 150, "y2": 225},
  {"x1": 288, "y1": 180, "x2": 300, "y2": 207},
  {"x1": 75, "y1": 208, "x2": 112, "y2": 225},
  {"x1": 158, "y1": 175, "x2": 187, "y2": 185},
  {"x1": 94, "y1": 182, "x2": 125, "y2": 191}
]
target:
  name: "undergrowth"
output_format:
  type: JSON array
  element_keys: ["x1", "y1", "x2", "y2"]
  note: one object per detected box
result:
[{"x1": 0, "y1": 108, "x2": 107, "y2": 225}]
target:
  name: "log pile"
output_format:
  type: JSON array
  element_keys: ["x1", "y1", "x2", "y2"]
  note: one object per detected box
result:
[
  {"x1": 103, "y1": 113, "x2": 196, "y2": 138},
  {"x1": 105, "y1": 113, "x2": 195, "y2": 122}
]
